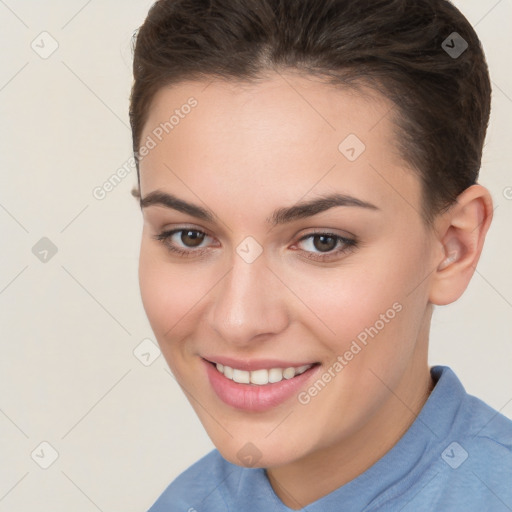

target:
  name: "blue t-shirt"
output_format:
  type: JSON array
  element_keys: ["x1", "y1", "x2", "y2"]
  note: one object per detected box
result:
[{"x1": 147, "y1": 366, "x2": 512, "y2": 511}]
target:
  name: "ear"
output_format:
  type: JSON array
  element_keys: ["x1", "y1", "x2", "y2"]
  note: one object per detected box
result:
[{"x1": 429, "y1": 184, "x2": 494, "y2": 306}]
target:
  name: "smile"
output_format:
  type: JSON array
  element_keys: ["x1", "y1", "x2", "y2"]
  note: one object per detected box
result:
[
  {"x1": 214, "y1": 362, "x2": 313, "y2": 385},
  {"x1": 204, "y1": 358, "x2": 322, "y2": 412}
]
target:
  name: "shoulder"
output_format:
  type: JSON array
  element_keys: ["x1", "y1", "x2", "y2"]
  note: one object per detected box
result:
[
  {"x1": 462, "y1": 391, "x2": 512, "y2": 468},
  {"x1": 439, "y1": 365, "x2": 512, "y2": 465},
  {"x1": 425, "y1": 367, "x2": 512, "y2": 510},
  {"x1": 146, "y1": 449, "x2": 242, "y2": 512},
  {"x1": 431, "y1": 366, "x2": 512, "y2": 451}
]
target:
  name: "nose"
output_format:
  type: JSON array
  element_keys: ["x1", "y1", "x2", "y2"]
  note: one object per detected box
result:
[{"x1": 207, "y1": 253, "x2": 290, "y2": 346}]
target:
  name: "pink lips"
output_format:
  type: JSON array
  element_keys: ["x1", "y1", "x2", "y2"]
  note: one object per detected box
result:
[
  {"x1": 203, "y1": 355, "x2": 317, "y2": 371},
  {"x1": 203, "y1": 358, "x2": 320, "y2": 412}
]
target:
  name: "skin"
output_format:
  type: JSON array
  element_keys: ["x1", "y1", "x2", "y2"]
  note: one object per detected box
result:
[{"x1": 136, "y1": 71, "x2": 493, "y2": 509}]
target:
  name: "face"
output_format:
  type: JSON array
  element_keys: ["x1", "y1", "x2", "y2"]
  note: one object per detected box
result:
[{"x1": 137, "y1": 72, "x2": 439, "y2": 469}]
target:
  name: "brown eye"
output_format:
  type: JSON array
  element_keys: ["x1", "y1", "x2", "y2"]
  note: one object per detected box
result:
[
  {"x1": 181, "y1": 230, "x2": 205, "y2": 247},
  {"x1": 153, "y1": 228, "x2": 213, "y2": 257},
  {"x1": 294, "y1": 232, "x2": 358, "y2": 262},
  {"x1": 312, "y1": 235, "x2": 338, "y2": 252}
]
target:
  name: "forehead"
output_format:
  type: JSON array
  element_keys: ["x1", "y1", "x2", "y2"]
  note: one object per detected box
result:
[
  {"x1": 138, "y1": 72, "x2": 420, "y2": 219},
  {"x1": 142, "y1": 72, "x2": 394, "y2": 151}
]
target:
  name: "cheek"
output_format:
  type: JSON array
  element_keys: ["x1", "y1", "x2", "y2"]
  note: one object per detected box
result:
[
  {"x1": 138, "y1": 240, "x2": 208, "y2": 346},
  {"x1": 286, "y1": 248, "x2": 430, "y2": 438},
  {"x1": 285, "y1": 237, "x2": 431, "y2": 358}
]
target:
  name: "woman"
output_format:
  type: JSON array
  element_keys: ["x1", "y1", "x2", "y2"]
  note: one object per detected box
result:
[{"x1": 129, "y1": 0, "x2": 512, "y2": 509}]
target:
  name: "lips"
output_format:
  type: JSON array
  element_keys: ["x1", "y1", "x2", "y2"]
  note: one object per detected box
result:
[{"x1": 202, "y1": 357, "x2": 321, "y2": 412}]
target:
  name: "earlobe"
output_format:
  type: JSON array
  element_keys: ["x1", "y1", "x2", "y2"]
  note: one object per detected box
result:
[{"x1": 429, "y1": 185, "x2": 493, "y2": 305}]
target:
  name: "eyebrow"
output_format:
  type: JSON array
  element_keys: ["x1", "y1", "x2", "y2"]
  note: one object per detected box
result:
[{"x1": 140, "y1": 190, "x2": 379, "y2": 226}]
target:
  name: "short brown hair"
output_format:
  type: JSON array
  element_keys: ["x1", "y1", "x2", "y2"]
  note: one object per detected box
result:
[{"x1": 129, "y1": 0, "x2": 491, "y2": 223}]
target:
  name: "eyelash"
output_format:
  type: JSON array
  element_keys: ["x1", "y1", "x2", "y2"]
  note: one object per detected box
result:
[{"x1": 152, "y1": 227, "x2": 358, "y2": 262}]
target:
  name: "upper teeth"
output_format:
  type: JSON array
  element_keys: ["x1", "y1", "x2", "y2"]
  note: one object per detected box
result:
[{"x1": 215, "y1": 363, "x2": 312, "y2": 385}]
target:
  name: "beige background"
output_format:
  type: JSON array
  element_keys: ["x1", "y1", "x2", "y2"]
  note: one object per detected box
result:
[{"x1": 0, "y1": 0, "x2": 511, "y2": 510}]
